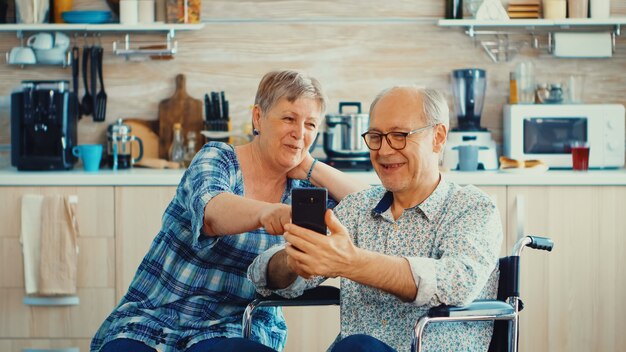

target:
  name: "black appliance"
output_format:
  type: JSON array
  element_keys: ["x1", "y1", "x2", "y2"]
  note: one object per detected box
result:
[
  {"x1": 11, "y1": 80, "x2": 78, "y2": 171},
  {"x1": 451, "y1": 69, "x2": 487, "y2": 132}
]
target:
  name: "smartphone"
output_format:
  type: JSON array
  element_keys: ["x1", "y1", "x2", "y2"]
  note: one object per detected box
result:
[{"x1": 291, "y1": 187, "x2": 327, "y2": 235}]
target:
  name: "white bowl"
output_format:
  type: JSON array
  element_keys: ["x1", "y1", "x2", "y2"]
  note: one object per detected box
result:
[{"x1": 34, "y1": 47, "x2": 68, "y2": 65}]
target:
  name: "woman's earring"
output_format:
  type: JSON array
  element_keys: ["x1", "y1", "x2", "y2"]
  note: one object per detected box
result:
[{"x1": 253, "y1": 128, "x2": 260, "y2": 136}]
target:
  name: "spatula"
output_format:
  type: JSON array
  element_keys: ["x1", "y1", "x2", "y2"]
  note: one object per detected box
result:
[
  {"x1": 94, "y1": 46, "x2": 107, "y2": 122},
  {"x1": 80, "y1": 46, "x2": 92, "y2": 117}
]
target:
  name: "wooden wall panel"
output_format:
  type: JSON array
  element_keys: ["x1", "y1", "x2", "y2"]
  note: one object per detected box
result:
[{"x1": 1, "y1": 0, "x2": 625, "y2": 149}]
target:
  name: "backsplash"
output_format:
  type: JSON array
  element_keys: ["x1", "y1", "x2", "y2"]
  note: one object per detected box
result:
[{"x1": 1, "y1": 0, "x2": 625, "y2": 148}]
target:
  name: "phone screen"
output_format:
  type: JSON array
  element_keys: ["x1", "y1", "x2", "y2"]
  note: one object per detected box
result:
[{"x1": 291, "y1": 187, "x2": 327, "y2": 235}]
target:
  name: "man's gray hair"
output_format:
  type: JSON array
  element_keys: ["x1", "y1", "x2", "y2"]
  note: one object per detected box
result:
[
  {"x1": 369, "y1": 86, "x2": 449, "y2": 127},
  {"x1": 254, "y1": 70, "x2": 327, "y2": 115}
]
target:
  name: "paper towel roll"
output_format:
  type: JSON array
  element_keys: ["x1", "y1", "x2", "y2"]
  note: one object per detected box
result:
[{"x1": 553, "y1": 32, "x2": 613, "y2": 58}]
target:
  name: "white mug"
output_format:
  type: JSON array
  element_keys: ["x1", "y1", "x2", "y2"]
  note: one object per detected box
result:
[
  {"x1": 8, "y1": 47, "x2": 37, "y2": 65},
  {"x1": 53, "y1": 32, "x2": 70, "y2": 49},
  {"x1": 27, "y1": 32, "x2": 54, "y2": 50}
]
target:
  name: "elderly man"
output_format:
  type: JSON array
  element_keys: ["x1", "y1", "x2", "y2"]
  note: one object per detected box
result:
[{"x1": 248, "y1": 86, "x2": 503, "y2": 351}]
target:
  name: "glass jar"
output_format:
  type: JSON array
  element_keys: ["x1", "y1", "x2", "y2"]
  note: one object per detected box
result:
[
  {"x1": 545, "y1": 83, "x2": 563, "y2": 104},
  {"x1": 535, "y1": 83, "x2": 550, "y2": 103}
]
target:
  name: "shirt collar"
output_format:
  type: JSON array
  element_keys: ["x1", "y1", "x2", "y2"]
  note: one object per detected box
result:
[{"x1": 371, "y1": 174, "x2": 449, "y2": 222}]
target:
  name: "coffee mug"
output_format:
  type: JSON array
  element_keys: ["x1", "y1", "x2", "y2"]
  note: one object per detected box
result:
[
  {"x1": 72, "y1": 144, "x2": 103, "y2": 172},
  {"x1": 34, "y1": 46, "x2": 68, "y2": 64},
  {"x1": 454, "y1": 145, "x2": 488, "y2": 171},
  {"x1": 27, "y1": 32, "x2": 54, "y2": 50},
  {"x1": 8, "y1": 46, "x2": 37, "y2": 64},
  {"x1": 53, "y1": 32, "x2": 70, "y2": 49}
]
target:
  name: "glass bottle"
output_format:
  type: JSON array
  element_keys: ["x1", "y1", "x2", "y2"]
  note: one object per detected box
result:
[
  {"x1": 183, "y1": 131, "x2": 197, "y2": 168},
  {"x1": 169, "y1": 123, "x2": 185, "y2": 166},
  {"x1": 509, "y1": 72, "x2": 518, "y2": 104}
]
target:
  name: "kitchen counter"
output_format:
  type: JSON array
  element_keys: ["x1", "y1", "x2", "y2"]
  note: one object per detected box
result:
[{"x1": 1, "y1": 167, "x2": 625, "y2": 186}]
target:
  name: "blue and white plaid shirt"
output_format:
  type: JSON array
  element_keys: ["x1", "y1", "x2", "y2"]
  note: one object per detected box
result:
[{"x1": 91, "y1": 142, "x2": 335, "y2": 352}]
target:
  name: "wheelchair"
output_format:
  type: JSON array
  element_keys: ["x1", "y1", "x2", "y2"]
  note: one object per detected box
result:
[{"x1": 243, "y1": 235, "x2": 554, "y2": 352}]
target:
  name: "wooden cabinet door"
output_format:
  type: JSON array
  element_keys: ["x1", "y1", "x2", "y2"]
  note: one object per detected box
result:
[
  {"x1": 0, "y1": 186, "x2": 115, "y2": 341},
  {"x1": 507, "y1": 186, "x2": 626, "y2": 352},
  {"x1": 477, "y1": 186, "x2": 508, "y2": 256},
  {"x1": 114, "y1": 186, "x2": 176, "y2": 301}
]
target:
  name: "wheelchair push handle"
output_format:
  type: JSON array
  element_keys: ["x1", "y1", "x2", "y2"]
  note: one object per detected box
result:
[{"x1": 527, "y1": 236, "x2": 554, "y2": 252}]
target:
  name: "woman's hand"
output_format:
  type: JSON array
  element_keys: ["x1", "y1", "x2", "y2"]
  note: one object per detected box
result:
[
  {"x1": 258, "y1": 203, "x2": 292, "y2": 235},
  {"x1": 287, "y1": 153, "x2": 315, "y2": 180}
]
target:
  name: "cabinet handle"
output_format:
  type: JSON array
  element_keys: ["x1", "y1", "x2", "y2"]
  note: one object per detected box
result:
[{"x1": 516, "y1": 194, "x2": 525, "y2": 239}]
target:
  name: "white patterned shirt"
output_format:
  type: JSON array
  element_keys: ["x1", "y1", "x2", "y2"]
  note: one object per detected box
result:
[{"x1": 249, "y1": 178, "x2": 503, "y2": 351}]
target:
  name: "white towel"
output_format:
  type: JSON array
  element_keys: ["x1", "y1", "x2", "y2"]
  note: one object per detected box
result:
[
  {"x1": 21, "y1": 194, "x2": 44, "y2": 295},
  {"x1": 21, "y1": 194, "x2": 79, "y2": 296}
]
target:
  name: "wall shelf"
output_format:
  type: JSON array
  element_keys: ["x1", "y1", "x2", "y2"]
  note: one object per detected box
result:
[
  {"x1": 438, "y1": 18, "x2": 626, "y2": 62},
  {"x1": 0, "y1": 23, "x2": 204, "y2": 62},
  {"x1": 0, "y1": 23, "x2": 204, "y2": 33}
]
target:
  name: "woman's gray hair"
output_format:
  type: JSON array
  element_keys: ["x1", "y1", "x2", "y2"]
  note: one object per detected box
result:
[
  {"x1": 369, "y1": 86, "x2": 449, "y2": 127},
  {"x1": 254, "y1": 70, "x2": 327, "y2": 115}
]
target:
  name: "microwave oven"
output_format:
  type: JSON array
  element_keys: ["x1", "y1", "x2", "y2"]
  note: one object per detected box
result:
[{"x1": 503, "y1": 104, "x2": 625, "y2": 169}]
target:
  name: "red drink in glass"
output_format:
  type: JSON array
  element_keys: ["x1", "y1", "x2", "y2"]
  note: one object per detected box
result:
[{"x1": 572, "y1": 145, "x2": 590, "y2": 170}]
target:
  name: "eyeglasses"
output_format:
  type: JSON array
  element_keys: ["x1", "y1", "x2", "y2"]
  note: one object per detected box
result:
[{"x1": 360, "y1": 124, "x2": 436, "y2": 151}]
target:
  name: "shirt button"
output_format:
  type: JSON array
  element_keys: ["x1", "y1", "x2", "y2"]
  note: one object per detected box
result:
[{"x1": 381, "y1": 319, "x2": 387, "y2": 326}]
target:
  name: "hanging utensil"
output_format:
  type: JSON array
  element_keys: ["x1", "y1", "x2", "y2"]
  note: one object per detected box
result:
[
  {"x1": 80, "y1": 45, "x2": 92, "y2": 117},
  {"x1": 71, "y1": 45, "x2": 82, "y2": 119},
  {"x1": 94, "y1": 46, "x2": 107, "y2": 122},
  {"x1": 90, "y1": 42, "x2": 99, "y2": 121}
]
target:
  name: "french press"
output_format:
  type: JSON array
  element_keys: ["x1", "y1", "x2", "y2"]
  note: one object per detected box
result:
[{"x1": 106, "y1": 118, "x2": 144, "y2": 169}]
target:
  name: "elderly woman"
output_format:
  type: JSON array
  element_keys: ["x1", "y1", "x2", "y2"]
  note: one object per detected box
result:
[{"x1": 91, "y1": 70, "x2": 368, "y2": 352}]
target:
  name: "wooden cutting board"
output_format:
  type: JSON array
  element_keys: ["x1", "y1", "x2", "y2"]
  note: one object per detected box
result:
[
  {"x1": 124, "y1": 119, "x2": 160, "y2": 160},
  {"x1": 157, "y1": 74, "x2": 204, "y2": 159}
]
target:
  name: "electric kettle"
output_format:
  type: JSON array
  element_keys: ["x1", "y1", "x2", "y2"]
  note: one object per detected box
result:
[{"x1": 106, "y1": 118, "x2": 144, "y2": 169}]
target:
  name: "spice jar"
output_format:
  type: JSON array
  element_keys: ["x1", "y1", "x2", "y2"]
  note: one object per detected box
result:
[
  {"x1": 545, "y1": 83, "x2": 563, "y2": 104},
  {"x1": 509, "y1": 72, "x2": 518, "y2": 104},
  {"x1": 535, "y1": 83, "x2": 550, "y2": 103}
]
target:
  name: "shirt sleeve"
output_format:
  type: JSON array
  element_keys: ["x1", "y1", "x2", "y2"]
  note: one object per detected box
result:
[
  {"x1": 248, "y1": 244, "x2": 326, "y2": 298},
  {"x1": 405, "y1": 191, "x2": 503, "y2": 307},
  {"x1": 179, "y1": 143, "x2": 238, "y2": 251}
]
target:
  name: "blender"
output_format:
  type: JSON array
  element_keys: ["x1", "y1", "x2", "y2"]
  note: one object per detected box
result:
[{"x1": 442, "y1": 68, "x2": 499, "y2": 171}]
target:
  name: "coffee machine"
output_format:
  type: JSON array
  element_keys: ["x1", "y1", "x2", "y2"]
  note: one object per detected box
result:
[
  {"x1": 11, "y1": 80, "x2": 77, "y2": 171},
  {"x1": 442, "y1": 69, "x2": 498, "y2": 171}
]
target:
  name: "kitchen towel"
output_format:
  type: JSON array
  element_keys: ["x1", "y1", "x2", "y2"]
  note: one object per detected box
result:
[
  {"x1": 553, "y1": 32, "x2": 613, "y2": 58},
  {"x1": 21, "y1": 194, "x2": 79, "y2": 296}
]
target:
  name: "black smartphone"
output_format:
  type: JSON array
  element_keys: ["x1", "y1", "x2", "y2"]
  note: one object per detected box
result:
[{"x1": 291, "y1": 187, "x2": 327, "y2": 235}]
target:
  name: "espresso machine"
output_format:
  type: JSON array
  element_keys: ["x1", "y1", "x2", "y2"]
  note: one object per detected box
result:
[
  {"x1": 442, "y1": 69, "x2": 498, "y2": 171},
  {"x1": 11, "y1": 80, "x2": 77, "y2": 171},
  {"x1": 106, "y1": 119, "x2": 143, "y2": 169},
  {"x1": 323, "y1": 102, "x2": 372, "y2": 170}
]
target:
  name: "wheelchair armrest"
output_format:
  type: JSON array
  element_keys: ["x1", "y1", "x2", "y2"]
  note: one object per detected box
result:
[
  {"x1": 252, "y1": 286, "x2": 340, "y2": 308},
  {"x1": 243, "y1": 286, "x2": 340, "y2": 338},
  {"x1": 427, "y1": 300, "x2": 515, "y2": 318}
]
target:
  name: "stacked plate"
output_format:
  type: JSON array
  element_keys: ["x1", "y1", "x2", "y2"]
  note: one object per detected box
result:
[{"x1": 62, "y1": 11, "x2": 113, "y2": 24}]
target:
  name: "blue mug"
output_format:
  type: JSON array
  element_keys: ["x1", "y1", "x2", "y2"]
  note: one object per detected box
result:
[{"x1": 72, "y1": 144, "x2": 103, "y2": 172}]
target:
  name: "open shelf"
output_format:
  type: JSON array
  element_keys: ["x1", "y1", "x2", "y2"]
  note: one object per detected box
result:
[
  {"x1": 438, "y1": 18, "x2": 626, "y2": 35},
  {"x1": 438, "y1": 18, "x2": 626, "y2": 62},
  {"x1": 0, "y1": 23, "x2": 204, "y2": 32}
]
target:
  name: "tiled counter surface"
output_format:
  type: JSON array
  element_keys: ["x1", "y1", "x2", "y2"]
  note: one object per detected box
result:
[{"x1": 0, "y1": 167, "x2": 625, "y2": 186}]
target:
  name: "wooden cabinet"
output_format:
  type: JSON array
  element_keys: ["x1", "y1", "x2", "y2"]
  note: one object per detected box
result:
[
  {"x1": 114, "y1": 186, "x2": 176, "y2": 300},
  {"x1": 0, "y1": 187, "x2": 116, "y2": 351},
  {"x1": 2, "y1": 184, "x2": 624, "y2": 352},
  {"x1": 507, "y1": 186, "x2": 626, "y2": 352}
]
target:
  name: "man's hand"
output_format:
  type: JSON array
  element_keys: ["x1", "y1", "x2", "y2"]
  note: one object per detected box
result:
[
  {"x1": 284, "y1": 209, "x2": 359, "y2": 279},
  {"x1": 258, "y1": 203, "x2": 292, "y2": 235}
]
